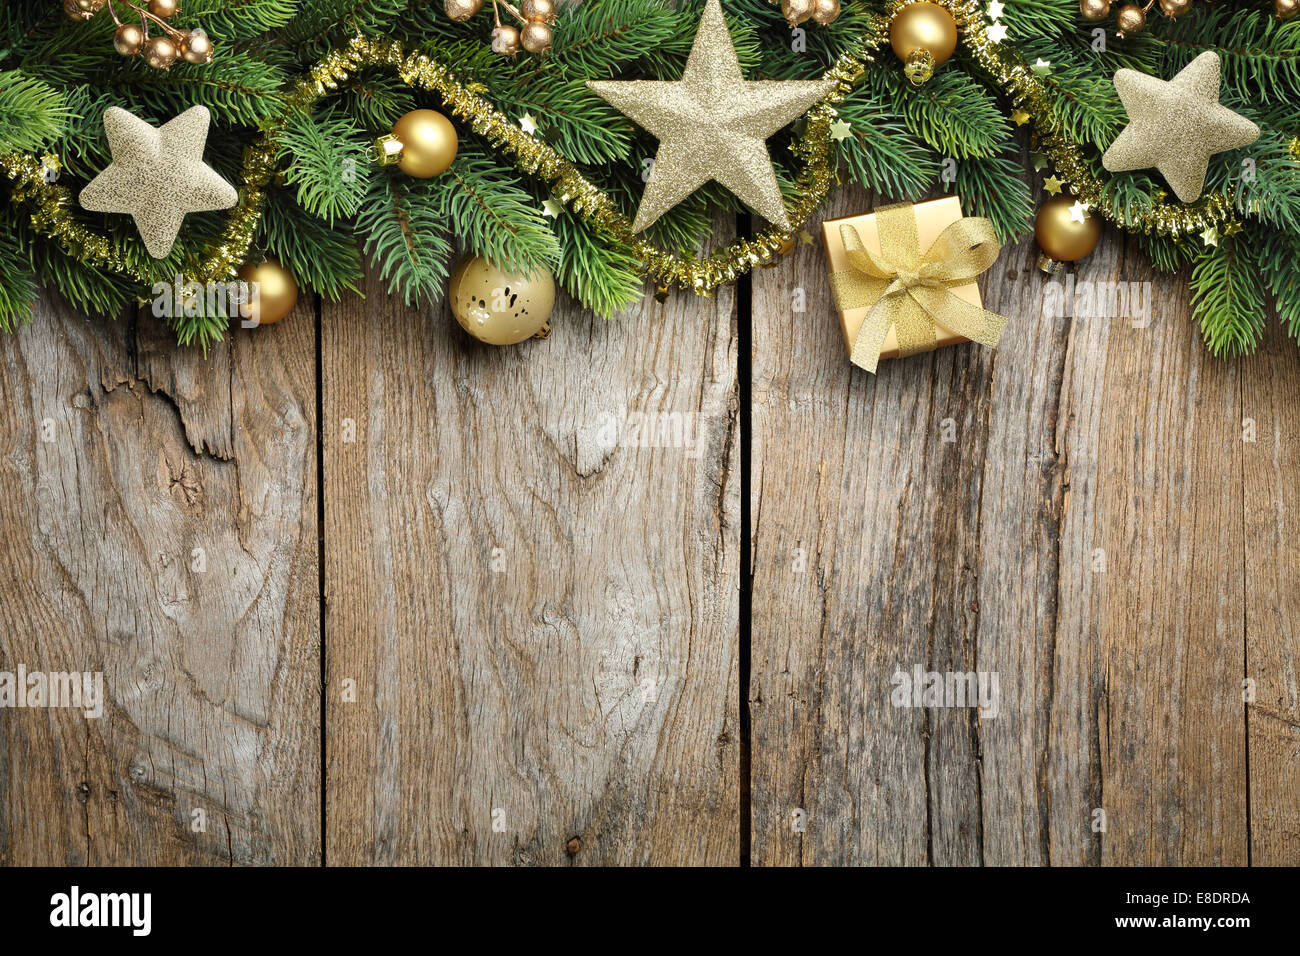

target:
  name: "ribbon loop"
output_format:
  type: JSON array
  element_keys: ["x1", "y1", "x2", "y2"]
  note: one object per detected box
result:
[{"x1": 827, "y1": 202, "x2": 1009, "y2": 373}]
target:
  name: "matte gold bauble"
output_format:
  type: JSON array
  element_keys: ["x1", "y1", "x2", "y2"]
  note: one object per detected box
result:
[
  {"x1": 1034, "y1": 195, "x2": 1101, "y2": 271},
  {"x1": 1158, "y1": 0, "x2": 1191, "y2": 16},
  {"x1": 143, "y1": 35, "x2": 178, "y2": 69},
  {"x1": 782, "y1": 0, "x2": 815, "y2": 26},
  {"x1": 444, "y1": 0, "x2": 482, "y2": 21},
  {"x1": 491, "y1": 24, "x2": 521, "y2": 54},
  {"x1": 75, "y1": 0, "x2": 104, "y2": 12},
  {"x1": 1115, "y1": 3, "x2": 1146, "y2": 34},
  {"x1": 113, "y1": 23, "x2": 146, "y2": 55},
  {"x1": 148, "y1": 0, "x2": 179, "y2": 18},
  {"x1": 64, "y1": 0, "x2": 93, "y2": 20},
  {"x1": 180, "y1": 28, "x2": 213, "y2": 63},
  {"x1": 1276, "y1": 0, "x2": 1299, "y2": 19},
  {"x1": 449, "y1": 257, "x2": 555, "y2": 345},
  {"x1": 391, "y1": 109, "x2": 458, "y2": 178},
  {"x1": 237, "y1": 258, "x2": 299, "y2": 326},
  {"x1": 520, "y1": 20, "x2": 552, "y2": 52},
  {"x1": 890, "y1": 2, "x2": 958, "y2": 83},
  {"x1": 520, "y1": 0, "x2": 555, "y2": 20},
  {"x1": 812, "y1": 0, "x2": 841, "y2": 25},
  {"x1": 1079, "y1": 0, "x2": 1110, "y2": 20}
]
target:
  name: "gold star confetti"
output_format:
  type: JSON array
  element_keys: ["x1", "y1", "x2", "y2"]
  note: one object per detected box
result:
[
  {"x1": 987, "y1": 0, "x2": 1006, "y2": 19},
  {"x1": 1032, "y1": 58, "x2": 1052, "y2": 77},
  {"x1": 586, "y1": 0, "x2": 835, "y2": 232},
  {"x1": 1010, "y1": 109, "x2": 1030, "y2": 126},
  {"x1": 519, "y1": 113, "x2": 538, "y2": 135},
  {"x1": 1043, "y1": 174, "x2": 1064, "y2": 195},
  {"x1": 542, "y1": 198, "x2": 563, "y2": 217},
  {"x1": 1030, "y1": 151, "x2": 1049, "y2": 170},
  {"x1": 799, "y1": 229, "x2": 814, "y2": 245},
  {"x1": 1102, "y1": 52, "x2": 1259, "y2": 203},
  {"x1": 987, "y1": 21, "x2": 1009, "y2": 43},
  {"x1": 1069, "y1": 200, "x2": 1089, "y2": 223},
  {"x1": 1201, "y1": 225, "x2": 1219, "y2": 246},
  {"x1": 79, "y1": 105, "x2": 236, "y2": 259},
  {"x1": 830, "y1": 119, "x2": 852, "y2": 141},
  {"x1": 1222, "y1": 221, "x2": 1243, "y2": 237}
]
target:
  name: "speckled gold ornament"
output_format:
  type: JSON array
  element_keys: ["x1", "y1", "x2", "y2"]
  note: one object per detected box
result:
[
  {"x1": 180, "y1": 28, "x2": 213, "y2": 64},
  {"x1": 445, "y1": 0, "x2": 482, "y2": 21},
  {"x1": 237, "y1": 257, "x2": 299, "y2": 325},
  {"x1": 1102, "y1": 51, "x2": 1260, "y2": 203},
  {"x1": 1115, "y1": 3, "x2": 1146, "y2": 34},
  {"x1": 587, "y1": 0, "x2": 835, "y2": 232},
  {"x1": 812, "y1": 0, "x2": 841, "y2": 25},
  {"x1": 449, "y1": 256, "x2": 555, "y2": 344},
  {"x1": 782, "y1": 0, "x2": 815, "y2": 26}
]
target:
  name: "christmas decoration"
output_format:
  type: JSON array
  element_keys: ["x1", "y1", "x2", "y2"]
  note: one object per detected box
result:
[
  {"x1": 587, "y1": 0, "x2": 835, "y2": 232},
  {"x1": 1088, "y1": 0, "x2": 1194, "y2": 36},
  {"x1": 782, "y1": 0, "x2": 841, "y2": 28},
  {"x1": 1276, "y1": 0, "x2": 1299, "y2": 19},
  {"x1": 449, "y1": 256, "x2": 555, "y2": 344},
  {"x1": 380, "y1": 109, "x2": 459, "y2": 178},
  {"x1": 79, "y1": 105, "x2": 236, "y2": 258},
  {"x1": 889, "y1": 2, "x2": 959, "y2": 85},
  {"x1": 67, "y1": 0, "x2": 214, "y2": 69},
  {"x1": 444, "y1": 0, "x2": 556, "y2": 56},
  {"x1": 822, "y1": 197, "x2": 1008, "y2": 374},
  {"x1": 237, "y1": 257, "x2": 299, "y2": 326},
  {"x1": 1102, "y1": 52, "x2": 1259, "y2": 203},
  {"x1": 1034, "y1": 194, "x2": 1102, "y2": 272}
]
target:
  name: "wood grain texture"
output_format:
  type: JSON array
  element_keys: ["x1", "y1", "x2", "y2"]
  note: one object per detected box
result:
[
  {"x1": 749, "y1": 184, "x2": 1278, "y2": 865},
  {"x1": 322, "y1": 269, "x2": 740, "y2": 866},
  {"x1": 0, "y1": 294, "x2": 320, "y2": 865}
]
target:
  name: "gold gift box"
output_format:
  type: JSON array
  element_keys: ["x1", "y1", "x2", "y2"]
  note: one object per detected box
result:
[{"x1": 821, "y1": 195, "x2": 983, "y2": 362}]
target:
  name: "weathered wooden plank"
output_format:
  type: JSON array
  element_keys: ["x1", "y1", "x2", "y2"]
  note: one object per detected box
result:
[
  {"x1": 1242, "y1": 317, "x2": 1300, "y2": 865},
  {"x1": 0, "y1": 293, "x2": 320, "y2": 866},
  {"x1": 322, "y1": 268, "x2": 740, "y2": 865}
]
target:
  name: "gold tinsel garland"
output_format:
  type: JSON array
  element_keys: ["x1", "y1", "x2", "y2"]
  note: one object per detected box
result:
[{"x1": 0, "y1": 2, "x2": 1240, "y2": 299}]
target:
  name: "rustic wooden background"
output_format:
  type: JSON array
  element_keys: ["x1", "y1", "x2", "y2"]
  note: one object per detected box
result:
[{"x1": 0, "y1": 182, "x2": 1296, "y2": 865}]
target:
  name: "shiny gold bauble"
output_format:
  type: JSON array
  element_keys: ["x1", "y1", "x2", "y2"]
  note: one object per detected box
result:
[
  {"x1": 75, "y1": 0, "x2": 104, "y2": 12},
  {"x1": 1158, "y1": 0, "x2": 1191, "y2": 16},
  {"x1": 491, "y1": 24, "x2": 521, "y2": 54},
  {"x1": 143, "y1": 35, "x2": 178, "y2": 69},
  {"x1": 520, "y1": 0, "x2": 555, "y2": 20},
  {"x1": 390, "y1": 109, "x2": 458, "y2": 178},
  {"x1": 1079, "y1": 0, "x2": 1110, "y2": 20},
  {"x1": 812, "y1": 0, "x2": 842, "y2": 25},
  {"x1": 1115, "y1": 3, "x2": 1146, "y2": 34},
  {"x1": 1276, "y1": 0, "x2": 1300, "y2": 19},
  {"x1": 1034, "y1": 195, "x2": 1101, "y2": 269},
  {"x1": 890, "y1": 2, "x2": 959, "y2": 69},
  {"x1": 237, "y1": 258, "x2": 299, "y2": 327},
  {"x1": 113, "y1": 23, "x2": 146, "y2": 55},
  {"x1": 449, "y1": 257, "x2": 555, "y2": 345},
  {"x1": 147, "y1": 0, "x2": 179, "y2": 17},
  {"x1": 65, "y1": 0, "x2": 96, "y2": 21},
  {"x1": 520, "y1": 20, "x2": 552, "y2": 53},
  {"x1": 782, "y1": 0, "x2": 815, "y2": 26},
  {"x1": 444, "y1": 0, "x2": 482, "y2": 21},
  {"x1": 180, "y1": 28, "x2": 214, "y2": 64}
]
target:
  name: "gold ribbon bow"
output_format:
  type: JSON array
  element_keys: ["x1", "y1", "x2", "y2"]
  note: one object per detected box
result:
[{"x1": 829, "y1": 203, "x2": 1008, "y2": 373}]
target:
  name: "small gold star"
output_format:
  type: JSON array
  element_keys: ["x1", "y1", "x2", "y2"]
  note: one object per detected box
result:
[
  {"x1": 1010, "y1": 109, "x2": 1031, "y2": 126},
  {"x1": 1069, "y1": 201, "x2": 1089, "y2": 223},
  {"x1": 1030, "y1": 151, "x2": 1049, "y2": 170},
  {"x1": 542, "y1": 198, "x2": 563, "y2": 218},
  {"x1": 520, "y1": 113, "x2": 539, "y2": 134},
  {"x1": 1032, "y1": 58, "x2": 1052, "y2": 77},
  {"x1": 987, "y1": 22, "x2": 1009, "y2": 43},
  {"x1": 1201, "y1": 225, "x2": 1219, "y2": 246},
  {"x1": 829, "y1": 119, "x2": 852, "y2": 141},
  {"x1": 1043, "y1": 175, "x2": 1064, "y2": 195},
  {"x1": 1222, "y1": 221, "x2": 1243, "y2": 237},
  {"x1": 799, "y1": 229, "x2": 814, "y2": 245}
]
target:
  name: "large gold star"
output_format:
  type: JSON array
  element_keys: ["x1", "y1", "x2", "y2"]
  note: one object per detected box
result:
[
  {"x1": 80, "y1": 105, "x2": 236, "y2": 258},
  {"x1": 587, "y1": 0, "x2": 834, "y2": 232},
  {"x1": 1102, "y1": 51, "x2": 1258, "y2": 204}
]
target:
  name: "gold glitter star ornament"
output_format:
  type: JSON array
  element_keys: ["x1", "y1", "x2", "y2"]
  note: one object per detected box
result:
[
  {"x1": 1102, "y1": 52, "x2": 1258, "y2": 203},
  {"x1": 80, "y1": 105, "x2": 237, "y2": 258},
  {"x1": 586, "y1": 0, "x2": 835, "y2": 232}
]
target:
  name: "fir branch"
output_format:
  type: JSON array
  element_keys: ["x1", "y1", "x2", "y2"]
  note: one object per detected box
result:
[
  {"x1": 0, "y1": 70, "x2": 72, "y2": 151},
  {"x1": 442, "y1": 145, "x2": 561, "y2": 273},
  {"x1": 1189, "y1": 239, "x2": 1266, "y2": 357},
  {"x1": 277, "y1": 107, "x2": 372, "y2": 224},
  {"x1": 355, "y1": 171, "x2": 454, "y2": 306}
]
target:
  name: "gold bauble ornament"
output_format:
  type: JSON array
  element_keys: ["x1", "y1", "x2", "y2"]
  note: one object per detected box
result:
[
  {"x1": 782, "y1": 0, "x2": 815, "y2": 26},
  {"x1": 143, "y1": 35, "x2": 178, "y2": 69},
  {"x1": 1276, "y1": 0, "x2": 1299, "y2": 19},
  {"x1": 113, "y1": 23, "x2": 146, "y2": 55},
  {"x1": 520, "y1": 0, "x2": 555, "y2": 20},
  {"x1": 491, "y1": 24, "x2": 521, "y2": 54},
  {"x1": 180, "y1": 28, "x2": 214, "y2": 64},
  {"x1": 890, "y1": 2, "x2": 958, "y2": 85},
  {"x1": 1115, "y1": 3, "x2": 1146, "y2": 34},
  {"x1": 520, "y1": 20, "x2": 552, "y2": 52},
  {"x1": 1034, "y1": 195, "x2": 1101, "y2": 272},
  {"x1": 237, "y1": 258, "x2": 299, "y2": 326},
  {"x1": 64, "y1": 0, "x2": 93, "y2": 20},
  {"x1": 390, "y1": 109, "x2": 458, "y2": 178},
  {"x1": 449, "y1": 257, "x2": 555, "y2": 345},
  {"x1": 444, "y1": 0, "x2": 482, "y2": 21},
  {"x1": 812, "y1": 0, "x2": 841, "y2": 25},
  {"x1": 1158, "y1": 0, "x2": 1191, "y2": 16},
  {"x1": 1079, "y1": 0, "x2": 1110, "y2": 20},
  {"x1": 147, "y1": 0, "x2": 179, "y2": 18},
  {"x1": 75, "y1": 0, "x2": 104, "y2": 12}
]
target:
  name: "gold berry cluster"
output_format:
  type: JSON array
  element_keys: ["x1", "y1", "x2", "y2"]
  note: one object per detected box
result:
[
  {"x1": 63, "y1": 0, "x2": 213, "y2": 69},
  {"x1": 781, "y1": 0, "x2": 842, "y2": 28},
  {"x1": 444, "y1": 0, "x2": 557, "y2": 56},
  {"x1": 1080, "y1": 0, "x2": 1297, "y2": 35}
]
